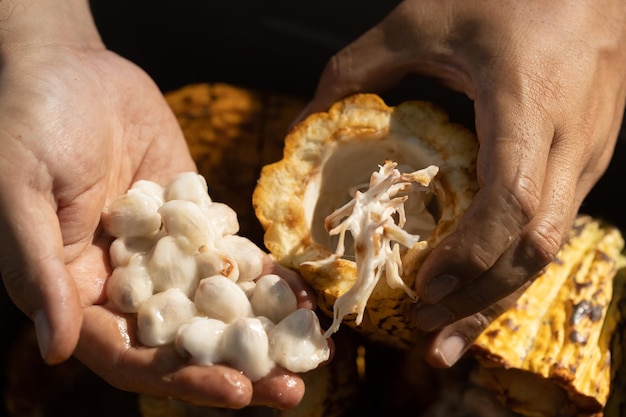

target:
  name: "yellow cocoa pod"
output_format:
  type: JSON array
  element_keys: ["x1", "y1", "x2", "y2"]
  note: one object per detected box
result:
[
  {"x1": 471, "y1": 215, "x2": 626, "y2": 417},
  {"x1": 253, "y1": 93, "x2": 479, "y2": 348}
]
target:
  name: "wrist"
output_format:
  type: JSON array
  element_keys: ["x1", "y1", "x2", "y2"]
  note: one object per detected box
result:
[{"x1": 0, "y1": 0, "x2": 104, "y2": 53}]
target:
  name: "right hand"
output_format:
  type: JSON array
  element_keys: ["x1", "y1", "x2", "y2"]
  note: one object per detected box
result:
[{"x1": 300, "y1": 0, "x2": 626, "y2": 367}]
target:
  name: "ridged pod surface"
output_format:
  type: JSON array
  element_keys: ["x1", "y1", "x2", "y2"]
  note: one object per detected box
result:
[{"x1": 471, "y1": 215, "x2": 626, "y2": 417}]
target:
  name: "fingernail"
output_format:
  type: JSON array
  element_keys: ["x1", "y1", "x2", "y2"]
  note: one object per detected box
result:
[
  {"x1": 416, "y1": 304, "x2": 454, "y2": 331},
  {"x1": 33, "y1": 309, "x2": 51, "y2": 360},
  {"x1": 425, "y1": 274, "x2": 457, "y2": 303},
  {"x1": 437, "y1": 333, "x2": 469, "y2": 367}
]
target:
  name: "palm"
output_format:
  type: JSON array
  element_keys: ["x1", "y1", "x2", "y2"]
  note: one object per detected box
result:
[{"x1": 45, "y1": 48, "x2": 197, "y2": 305}]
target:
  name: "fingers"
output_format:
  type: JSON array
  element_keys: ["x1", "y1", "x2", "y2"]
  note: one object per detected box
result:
[
  {"x1": 0, "y1": 188, "x2": 82, "y2": 364},
  {"x1": 415, "y1": 89, "x2": 587, "y2": 328},
  {"x1": 75, "y1": 305, "x2": 306, "y2": 409},
  {"x1": 299, "y1": 25, "x2": 403, "y2": 119},
  {"x1": 250, "y1": 368, "x2": 305, "y2": 409},
  {"x1": 75, "y1": 306, "x2": 253, "y2": 407},
  {"x1": 296, "y1": 1, "x2": 461, "y2": 122},
  {"x1": 420, "y1": 286, "x2": 527, "y2": 368}
]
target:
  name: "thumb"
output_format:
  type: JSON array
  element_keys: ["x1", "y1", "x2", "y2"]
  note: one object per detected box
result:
[{"x1": 0, "y1": 188, "x2": 82, "y2": 364}]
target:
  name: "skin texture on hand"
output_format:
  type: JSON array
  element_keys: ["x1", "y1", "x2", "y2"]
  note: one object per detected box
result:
[
  {"x1": 301, "y1": 0, "x2": 626, "y2": 367},
  {"x1": 0, "y1": 0, "x2": 314, "y2": 409}
]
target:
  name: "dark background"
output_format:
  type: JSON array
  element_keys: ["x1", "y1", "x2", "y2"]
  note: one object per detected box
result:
[{"x1": 1, "y1": 1, "x2": 624, "y2": 416}]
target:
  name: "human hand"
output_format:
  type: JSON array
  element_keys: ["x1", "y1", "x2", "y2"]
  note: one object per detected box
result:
[
  {"x1": 301, "y1": 0, "x2": 626, "y2": 366},
  {"x1": 0, "y1": 0, "x2": 314, "y2": 408}
]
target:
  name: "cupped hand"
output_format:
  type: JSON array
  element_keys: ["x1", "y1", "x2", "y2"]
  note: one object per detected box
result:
[
  {"x1": 302, "y1": 0, "x2": 626, "y2": 366},
  {"x1": 0, "y1": 41, "x2": 312, "y2": 408}
]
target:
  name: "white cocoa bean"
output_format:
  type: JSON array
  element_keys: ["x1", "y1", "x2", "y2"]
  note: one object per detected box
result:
[
  {"x1": 163, "y1": 172, "x2": 212, "y2": 210},
  {"x1": 137, "y1": 288, "x2": 197, "y2": 347},
  {"x1": 158, "y1": 200, "x2": 211, "y2": 255},
  {"x1": 109, "y1": 236, "x2": 156, "y2": 269},
  {"x1": 101, "y1": 190, "x2": 162, "y2": 238},
  {"x1": 215, "y1": 235, "x2": 265, "y2": 282},
  {"x1": 194, "y1": 275, "x2": 253, "y2": 323},
  {"x1": 176, "y1": 317, "x2": 227, "y2": 365},
  {"x1": 222, "y1": 317, "x2": 275, "y2": 382},
  {"x1": 196, "y1": 247, "x2": 239, "y2": 281},
  {"x1": 256, "y1": 315, "x2": 276, "y2": 333},
  {"x1": 237, "y1": 280, "x2": 256, "y2": 299},
  {"x1": 148, "y1": 235, "x2": 198, "y2": 296},
  {"x1": 204, "y1": 202, "x2": 239, "y2": 237},
  {"x1": 130, "y1": 179, "x2": 165, "y2": 206},
  {"x1": 106, "y1": 255, "x2": 153, "y2": 313},
  {"x1": 268, "y1": 309, "x2": 330, "y2": 373},
  {"x1": 250, "y1": 274, "x2": 297, "y2": 323}
]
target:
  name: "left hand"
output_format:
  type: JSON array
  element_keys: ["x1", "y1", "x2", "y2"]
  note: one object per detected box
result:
[{"x1": 0, "y1": 34, "x2": 313, "y2": 409}]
